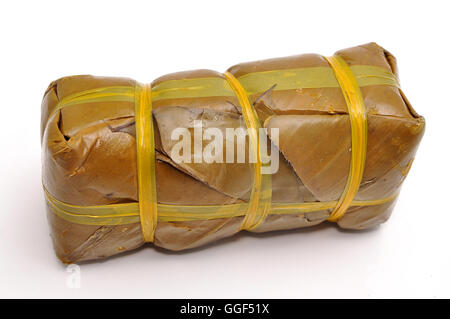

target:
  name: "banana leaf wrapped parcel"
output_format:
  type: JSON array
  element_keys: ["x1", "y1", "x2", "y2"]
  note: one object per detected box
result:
[{"x1": 41, "y1": 42, "x2": 425, "y2": 263}]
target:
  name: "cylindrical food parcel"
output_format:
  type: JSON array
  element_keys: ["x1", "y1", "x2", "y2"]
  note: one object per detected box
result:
[{"x1": 41, "y1": 42, "x2": 425, "y2": 263}]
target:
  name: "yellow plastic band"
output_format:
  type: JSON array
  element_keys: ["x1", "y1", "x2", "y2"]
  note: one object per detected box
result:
[
  {"x1": 46, "y1": 64, "x2": 398, "y2": 123},
  {"x1": 152, "y1": 77, "x2": 235, "y2": 101},
  {"x1": 151, "y1": 65, "x2": 398, "y2": 101},
  {"x1": 44, "y1": 187, "x2": 398, "y2": 225},
  {"x1": 237, "y1": 65, "x2": 399, "y2": 95},
  {"x1": 46, "y1": 86, "x2": 135, "y2": 128},
  {"x1": 134, "y1": 83, "x2": 158, "y2": 242},
  {"x1": 325, "y1": 56, "x2": 368, "y2": 222},
  {"x1": 223, "y1": 72, "x2": 272, "y2": 231}
]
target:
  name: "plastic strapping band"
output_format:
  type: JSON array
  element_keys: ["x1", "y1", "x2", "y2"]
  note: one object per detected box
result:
[
  {"x1": 44, "y1": 187, "x2": 399, "y2": 225},
  {"x1": 325, "y1": 55, "x2": 368, "y2": 222},
  {"x1": 134, "y1": 83, "x2": 158, "y2": 242},
  {"x1": 223, "y1": 72, "x2": 272, "y2": 231}
]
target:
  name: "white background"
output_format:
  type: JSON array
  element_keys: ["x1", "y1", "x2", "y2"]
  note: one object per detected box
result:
[{"x1": 0, "y1": 0, "x2": 448, "y2": 298}]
